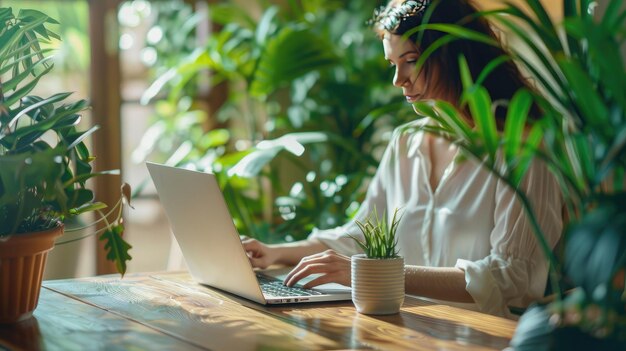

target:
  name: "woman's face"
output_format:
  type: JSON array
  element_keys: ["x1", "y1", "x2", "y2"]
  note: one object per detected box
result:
[{"x1": 382, "y1": 34, "x2": 428, "y2": 104}]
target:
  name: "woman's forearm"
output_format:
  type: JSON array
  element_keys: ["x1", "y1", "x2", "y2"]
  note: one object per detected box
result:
[
  {"x1": 270, "y1": 239, "x2": 330, "y2": 266},
  {"x1": 405, "y1": 265, "x2": 474, "y2": 303},
  {"x1": 266, "y1": 242, "x2": 475, "y2": 304}
]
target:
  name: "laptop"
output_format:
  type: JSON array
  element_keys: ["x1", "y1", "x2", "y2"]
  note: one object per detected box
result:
[{"x1": 146, "y1": 162, "x2": 352, "y2": 305}]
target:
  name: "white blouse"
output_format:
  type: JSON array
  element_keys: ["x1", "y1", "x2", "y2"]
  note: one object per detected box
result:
[{"x1": 309, "y1": 119, "x2": 563, "y2": 318}]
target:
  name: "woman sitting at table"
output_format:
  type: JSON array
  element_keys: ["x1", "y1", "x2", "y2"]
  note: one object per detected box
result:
[{"x1": 242, "y1": 0, "x2": 563, "y2": 318}]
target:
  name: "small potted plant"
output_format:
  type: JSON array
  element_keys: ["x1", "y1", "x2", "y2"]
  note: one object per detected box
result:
[
  {"x1": 349, "y1": 207, "x2": 404, "y2": 315},
  {"x1": 0, "y1": 8, "x2": 132, "y2": 324}
]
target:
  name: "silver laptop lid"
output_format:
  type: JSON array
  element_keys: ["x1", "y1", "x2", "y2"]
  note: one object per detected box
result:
[{"x1": 146, "y1": 162, "x2": 267, "y2": 304}]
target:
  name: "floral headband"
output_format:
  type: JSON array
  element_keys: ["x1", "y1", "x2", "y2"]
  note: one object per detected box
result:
[{"x1": 372, "y1": 0, "x2": 431, "y2": 32}]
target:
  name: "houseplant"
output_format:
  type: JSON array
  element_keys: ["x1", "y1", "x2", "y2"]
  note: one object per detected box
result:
[
  {"x1": 349, "y1": 207, "x2": 404, "y2": 315},
  {"x1": 404, "y1": 0, "x2": 625, "y2": 347},
  {"x1": 0, "y1": 8, "x2": 132, "y2": 323}
]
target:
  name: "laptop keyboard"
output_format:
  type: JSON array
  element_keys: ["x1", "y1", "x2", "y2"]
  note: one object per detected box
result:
[{"x1": 257, "y1": 275, "x2": 324, "y2": 297}]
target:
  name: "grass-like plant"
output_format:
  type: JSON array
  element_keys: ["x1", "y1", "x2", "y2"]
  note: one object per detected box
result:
[
  {"x1": 350, "y1": 207, "x2": 402, "y2": 259},
  {"x1": 405, "y1": 0, "x2": 626, "y2": 347}
]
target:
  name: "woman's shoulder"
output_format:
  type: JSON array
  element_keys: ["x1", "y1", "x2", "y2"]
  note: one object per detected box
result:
[
  {"x1": 389, "y1": 118, "x2": 430, "y2": 146},
  {"x1": 381, "y1": 118, "x2": 431, "y2": 158},
  {"x1": 394, "y1": 118, "x2": 430, "y2": 134},
  {"x1": 391, "y1": 118, "x2": 429, "y2": 140}
]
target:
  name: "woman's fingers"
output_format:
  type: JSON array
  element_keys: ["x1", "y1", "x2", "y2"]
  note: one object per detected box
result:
[
  {"x1": 242, "y1": 244, "x2": 351, "y2": 285},
  {"x1": 241, "y1": 239, "x2": 259, "y2": 257},
  {"x1": 284, "y1": 250, "x2": 350, "y2": 287},
  {"x1": 284, "y1": 250, "x2": 334, "y2": 283},
  {"x1": 249, "y1": 255, "x2": 270, "y2": 269},
  {"x1": 241, "y1": 238, "x2": 272, "y2": 268},
  {"x1": 285, "y1": 263, "x2": 329, "y2": 287}
]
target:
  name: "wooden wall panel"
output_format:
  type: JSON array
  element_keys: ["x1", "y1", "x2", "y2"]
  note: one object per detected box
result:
[{"x1": 89, "y1": 0, "x2": 123, "y2": 275}]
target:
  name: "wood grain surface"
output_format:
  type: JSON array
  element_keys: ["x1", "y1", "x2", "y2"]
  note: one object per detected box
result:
[
  {"x1": 158, "y1": 273, "x2": 516, "y2": 350},
  {"x1": 29, "y1": 271, "x2": 516, "y2": 351},
  {"x1": 0, "y1": 285, "x2": 204, "y2": 351},
  {"x1": 43, "y1": 273, "x2": 345, "y2": 351}
]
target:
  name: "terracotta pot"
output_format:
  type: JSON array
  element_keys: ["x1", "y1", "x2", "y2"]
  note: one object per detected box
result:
[
  {"x1": 351, "y1": 254, "x2": 405, "y2": 315},
  {"x1": 0, "y1": 225, "x2": 63, "y2": 324}
]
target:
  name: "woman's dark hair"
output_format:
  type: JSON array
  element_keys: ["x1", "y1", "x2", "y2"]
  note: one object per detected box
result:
[{"x1": 374, "y1": 0, "x2": 539, "y2": 127}]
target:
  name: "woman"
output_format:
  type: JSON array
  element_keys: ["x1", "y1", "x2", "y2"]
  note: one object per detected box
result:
[{"x1": 242, "y1": 0, "x2": 562, "y2": 318}]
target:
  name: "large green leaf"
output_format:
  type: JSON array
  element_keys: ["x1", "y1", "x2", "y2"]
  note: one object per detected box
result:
[
  {"x1": 208, "y1": 3, "x2": 255, "y2": 28},
  {"x1": 563, "y1": 0, "x2": 577, "y2": 18},
  {"x1": 0, "y1": 48, "x2": 53, "y2": 75},
  {"x1": 0, "y1": 26, "x2": 21, "y2": 61},
  {"x1": 602, "y1": 0, "x2": 626, "y2": 32},
  {"x1": 405, "y1": 21, "x2": 499, "y2": 74},
  {"x1": 1, "y1": 64, "x2": 53, "y2": 107},
  {"x1": 0, "y1": 8, "x2": 12, "y2": 24},
  {"x1": 572, "y1": 134, "x2": 595, "y2": 186},
  {"x1": 521, "y1": 0, "x2": 563, "y2": 51},
  {"x1": 413, "y1": 34, "x2": 457, "y2": 75},
  {"x1": 558, "y1": 58, "x2": 610, "y2": 134},
  {"x1": 227, "y1": 132, "x2": 328, "y2": 178},
  {"x1": 63, "y1": 188, "x2": 94, "y2": 209},
  {"x1": 487, "y1": 11, "x2": 569, "y2": 110},
  {"x1": 255, "y1": 5, "x2": 279, "y2": 46},
  {"x1": 0, "y1": 14, "x2": 48, "y2": 60},
  {"x1": 7, "y1": 91, "x2": 70, "y2": 127},
  {"x1": 17, "y1": 9, "x2": 58, "y2": 24},
  {"x1": 413, "y1": 100, "x2": 473, "y2": 142},
  {"x1": 250, "y1": 27, "x2": 338, "y2": 98},
  {"x1": 510, "y1": 121, "x2": 543, "y2": 187},
  {"x1": 504, "y1": 89, "x2": 532, "y2": 164},
  {"x1": 65, "y1": 124, "x2": 99, "y2": 150},
  {"x1": 564, "y1": 18, "x2": 626, "y2": 113},
  {"x1": 466, "y1": 86, "x2": 498, "y2": 159},
  {"x1": 475, "y1": 55, "x2": 510, "y2": 88},
  {"x1": 63, "y1": 170, "x2": 119, "y2": 189},
  {"x1": 3, "y1": 97, "x2": 89, "y2": 148}
]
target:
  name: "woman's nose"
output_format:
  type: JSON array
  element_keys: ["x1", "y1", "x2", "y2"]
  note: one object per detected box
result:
[{"x1": 393, "y1": 67, "x2": 407, "y2": 87}]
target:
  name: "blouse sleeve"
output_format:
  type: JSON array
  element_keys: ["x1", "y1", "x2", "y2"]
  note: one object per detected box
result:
[
  {"x1": 308, "y1": 130, "x2": 401, "y2": 255},
  {"x1": 455, "y1": 160, "x2": 563, "y2": 317}
]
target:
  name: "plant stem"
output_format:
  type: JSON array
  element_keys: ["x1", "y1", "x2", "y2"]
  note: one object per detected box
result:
[
  {"x1": 55, "y1": 225, "x2": 111, "y2": 245},
  {"x1": 57, "y1": 196, "x2": 125, "y2": 245},
  {"x1": 64, "y1": 197, "x2": 122, "y2": 233}
]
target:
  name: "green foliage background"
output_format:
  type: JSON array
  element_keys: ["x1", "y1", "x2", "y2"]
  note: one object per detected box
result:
[{"x1": 136, "y1": 0, "x2": 415, "y2": 243}]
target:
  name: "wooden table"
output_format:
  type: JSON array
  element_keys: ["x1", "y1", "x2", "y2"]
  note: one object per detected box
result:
[{"x1": 0, "y1": 272, "x2": 516, "y2": 350}]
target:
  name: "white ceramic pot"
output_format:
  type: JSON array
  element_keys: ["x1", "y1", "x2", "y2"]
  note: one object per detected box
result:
[{"x1": 350, "y1": 254, "x2": 405, "y2": 315}]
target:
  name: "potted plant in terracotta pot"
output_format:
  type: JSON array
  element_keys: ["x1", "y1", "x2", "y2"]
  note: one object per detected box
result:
[
  {"x1": 0, "y1": 8, "x2": 132, "y2": 324},
  {"x1": 408, "y1": 0, "x2": 625, "y2": 347},
  {"x1": 349, "y1": 207, "x2": 404, "y2": 315}
]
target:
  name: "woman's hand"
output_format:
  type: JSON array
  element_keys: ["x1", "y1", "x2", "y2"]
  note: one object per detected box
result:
[
  {"x1": 241, "y1": 237, "x2": 279, "y2": 269},
  {"x1": 284, "y1": 249, "x2": 351, "y2": 288}
]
